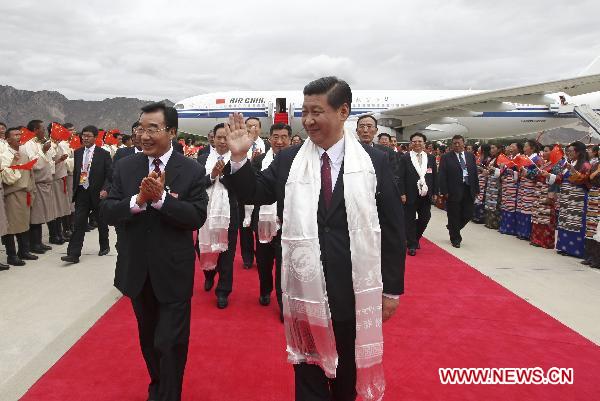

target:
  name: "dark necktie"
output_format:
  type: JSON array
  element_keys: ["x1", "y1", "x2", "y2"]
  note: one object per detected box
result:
[
  {"x1": 152, "y1": 158, "x2": 162, "y2": 177},
  {"x1": 321, "y1": 152, "x2": 332, "y2": 209},
  {"x1": 458, "y1": 152, "x2": 468, "y2": 184}
]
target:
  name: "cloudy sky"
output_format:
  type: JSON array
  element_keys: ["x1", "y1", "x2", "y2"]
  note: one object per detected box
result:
[{"x1": 1, "y1": 0, "x2": 599, "y2": 102}]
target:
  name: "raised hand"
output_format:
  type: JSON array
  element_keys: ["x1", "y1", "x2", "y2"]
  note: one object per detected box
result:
[
  {"x1": 211, "y1": 159, "x2": 225, "y2": 179},
  {"x1": 225, "y1": 112, "x2": 253, "y2": 162}
]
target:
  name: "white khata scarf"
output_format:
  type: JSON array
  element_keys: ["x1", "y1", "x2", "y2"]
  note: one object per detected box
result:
[
  {"x1": 282, "y1": 129, "x2": 385, "y2": 401},
  {"x1": 257, "y1": 149, "x2": 279, "y2": 243},
  {"x1": 197, "y1": 151, "x2": 231, "y2": 270},
  {"x1": 410, "y1": 150, "x2": 428, "y2": 197},
  {"x1": 243, "y1": 137, "x2": 268, "y2": 227}
]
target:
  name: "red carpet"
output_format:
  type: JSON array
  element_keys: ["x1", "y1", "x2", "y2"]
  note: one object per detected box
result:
[{"x1": 20, "y1": 239, "x2": 600, "y2": 400}]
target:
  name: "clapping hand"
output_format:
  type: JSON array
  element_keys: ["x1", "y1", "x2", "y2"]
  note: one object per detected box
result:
[
  {"x1": 211, "y1": 159, "x2": 225, "y2": 179},
  {"x1": 137, "y1": 171, "x2": 165, "y2": 205},
  {"x1": 225, "y1": 113, "x2": 253, "y2": 162}
]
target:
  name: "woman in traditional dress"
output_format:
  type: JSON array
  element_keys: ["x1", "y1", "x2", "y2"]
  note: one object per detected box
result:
[
  {"x1": 530, "y1": 145, "x2": 563, "y2": 248},
  {"x1": 484, "y1": 144, "x2": 503, "y2": 229},
  {"x1": 434, "y1": 145, "x2": 447, "y2": 210},
  {"x1": 515, "y1": 140, "x2": 541, "y2": 240},
  {"x1": 556, "y1": 141, "x2": 592, "y2": 258},
  {"x1": 472, "y1": 144, "x2": 491, "y2": 223},
  {"x1": 582, "y1": 158, "x2": 600, "y2": 267},
  {"x1": 497, "y1": 143, "x2": 520, "y2": 235}
]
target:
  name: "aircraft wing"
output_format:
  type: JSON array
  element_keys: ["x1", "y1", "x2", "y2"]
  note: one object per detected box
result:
[{"x1": 378, "y1": 73, "x2": 600, "y2": 128}]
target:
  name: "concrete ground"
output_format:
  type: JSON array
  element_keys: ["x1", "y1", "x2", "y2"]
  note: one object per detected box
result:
[{"x1": 1, "y1": 210, "x2": 599, "y2": 400}]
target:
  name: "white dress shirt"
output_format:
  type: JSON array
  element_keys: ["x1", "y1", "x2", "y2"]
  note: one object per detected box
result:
[{"x1": 129, "y1": 146, "x2": 173, "y2": 213}]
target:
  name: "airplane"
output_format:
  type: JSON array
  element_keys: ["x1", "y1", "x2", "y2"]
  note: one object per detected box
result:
[{"x1": 175, "y1": 57, "x2": 600, "y2": 142}]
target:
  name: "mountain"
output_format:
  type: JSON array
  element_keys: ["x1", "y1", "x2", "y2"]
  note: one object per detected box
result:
[{"x1": 0, "y1": 85, "x2": 173, "y2": 134}]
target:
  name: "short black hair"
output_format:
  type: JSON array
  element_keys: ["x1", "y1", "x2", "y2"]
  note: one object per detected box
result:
[
  {"x1": 81, "y1": 125, "x2": 99, "y2": 137},
  {"x1": 515, "y1": 142, "x2": 524, "y2": 153},
  {"x1": 27, "y1": 120, "x2": 43, "y2": 132},
  {"x1": 140, "y1": 102, "x2": 178, "y2": 131},
  {"x1": 0, "y1": 122, "x2": 6, "y2": 128},
  {"x1": 303, "y1": 76, "x2": 352, "y2": 114},
  {"x1": 377, "y1": 132, "x2": 391, "y2": 140},
  {"x1": 357, "y1": 115, "x2": 377, "y2": 127},
  {"x1": 6, "y1": 127, "x2": 20, "y2": 137},
  {"x1": 451, "y1": 134, "x2": 465, "y2": 142},
  {"x1": 410, "y1": 132, "x2": 427, "y2": 142},
  {"x1": 213, "y1": 123, "x2": 226, "y2": 135},
  {"x1": 245, "y1": 117, "x2": 261, "y2": 127},
  {"x1": 131, "y1": 121, "x2": 140, "y2": 133},
  {"x1": 63, "y1": 122, "x2": 74, "y2": 129},
  {"x1": 269, "y1": 122, "x2": 292, "y2": 137}
]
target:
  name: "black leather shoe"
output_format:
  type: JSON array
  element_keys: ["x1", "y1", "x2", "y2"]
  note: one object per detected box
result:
[
  {"x1": 7, "y1": 255, "x2": 25, "y2": 266},
  {"x1": 580, "y1": 259, "x2": 592, "y2": 265},
  {"x1": 279, "y1": 310, "x2": 284, "y2": 323},
  {"x1": 30, "y1": 246, "x2": 46, "y2": 254},
  {"x1": 259, "y1": 295, "x2": 271, "y2": 306},
  {"x1": 40, "y1": 243, "x2": 52, "y2": 251},
  {"x1": 0, "y1": 262, "x2": 9, "y2": 271},
  {"x1": 19, "y1": 252, "x2": 38, "y2": 260},
  {"x1": 62, "y1": 230, "x2": 72, "y2": 240},
  {"x1": 408, "y1": 249, "x2": 416, "y2": 256},
  {"x1": 204, "y1": 277, "x2": 214, "y2": 292},
  {"x1": 61, "y1": 255, "x2": 80, "y2": 263},
  {"x1": 98, "y1": 247, "x2": 110, "y2": 256},
  {"x1": 216, "y1": 296, "x2": 228, "y2": 309},
  {"x1": 49, "y1": 237, "x2": 65, "y2": 245},
  {"x1": 451, "y1": 241, "x2": 461, "y2": 248}
]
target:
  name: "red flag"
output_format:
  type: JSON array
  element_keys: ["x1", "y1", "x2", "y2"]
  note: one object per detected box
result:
[
  {"x1": 104, "y1": 131, "x2": 118, "y2": 146},
  {"x1": 69, "y1": 135, "x2": 82, "y2": 150},
  {"x1": 9, "y1": 158, "x2": 38, "y2": 170},
  {"x1": 19, "y1": 127, "x2": 36, "y2": 144},
  {"x1": 549, "y1": 145, "x2": 564, "y2": 165},
  {"x1": 216, "y1": 98, "x2": 225, "y2": 104},
  {"x1": 496, "y1": 153, "x2": 516, "y2": 168},
  {"x1": 95, "y1": 130, "x2": 106, "y2": 147},
  {"x1": 50, "y1": 122, "x2": 71, "y2": 141},
  {"x1": 513, "y1": 154, "x2": 534, "y2": 169}
]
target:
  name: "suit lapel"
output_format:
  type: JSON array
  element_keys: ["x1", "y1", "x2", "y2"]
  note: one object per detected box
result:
[
  {"x1": 134, "y1": 153, "x2": 149, "y2": 191},
  {"x1": 165, "y1": 151, "x2": 183, "y2": 189}
]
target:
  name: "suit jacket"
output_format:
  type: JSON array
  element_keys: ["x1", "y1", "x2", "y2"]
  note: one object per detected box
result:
[
  {"x1": 197, "y1": 153, "x2": 239, "y2": 230},
  {"x1": 172, "y1": 139, "x2": 184, "y2": 154},
  {"x1": 113, "y1": 146, "x2": 136, "y2": 165},
  {"x1": 398, "y1": 152, "x2": 438, "y2": 202},
  {"x1": 101, "y1": 151, "x2": 208, "y2": 303},
  {"x1": 372, "y1": 143, "x2": 401, "y2": 184},
  {"x1": 438, "y1": 151, "x2": 479, "y2": 201},
  {"x1": 72, "y1": 146, "x2": 112, "y2": 201},
  {"x1": 224, "y1": 143, "x2": 405, "y2": 321}
]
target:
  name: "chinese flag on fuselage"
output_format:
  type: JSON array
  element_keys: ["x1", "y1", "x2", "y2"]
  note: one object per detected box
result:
[
  {"x1": 19, "y1": 127, "x2": 36, "y2": 144},
  {"x1": 50, "y1": 122, "x2": 71, "y2": 141},
  {"x1": 216, "y1": 99, "x2": 225, "y2": 104}
]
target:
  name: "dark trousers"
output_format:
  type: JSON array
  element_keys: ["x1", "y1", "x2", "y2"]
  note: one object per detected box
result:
[
  {"x1": 67, "y1": 188, "x2": 109, "y2": 257},
  {"x1": 204, "y1": 227, "x2": 238, "y2": 297},
  {"x1": 29, "y1": 223, "x2": 44, "y2": 248},
  {"x1": 404, "y1": 196, "x2": 432, "y2": 249},
  {"x1": 131, "y1": 278, "x2": 191, "y2": 401},
  {"x1": 255, "y1": 232, "x2": 282, "y2": 310},
  {"x1": 294, "y1": 319, "x2": 357, "y2": 401},
  {"x1": 2, "y1": 232, "x2": 30, "y2": 256},
  {"x1": 238, "y1": 205, "x2": 255, "y2": 266},
  {"x1": 445, "y1": 184, "x2": 475, "y2": 243}
]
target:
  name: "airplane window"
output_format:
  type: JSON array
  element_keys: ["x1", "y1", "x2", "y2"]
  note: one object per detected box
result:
[{"x1": 174, "y1": 104, "x2": 184, "y2": 109}]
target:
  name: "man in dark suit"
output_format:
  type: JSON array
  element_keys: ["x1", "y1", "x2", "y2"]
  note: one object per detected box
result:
[
  {"x1": 250, "y1": 122, "x2": 291, "y2": 319},
  {"x1": 356, "y1": 115, "x2": 401, "y2": 182},
  {"x1": 171, "y1": 138, "x2": 183, "y2": 154},
  {"x1": 197, "y1": 123, "x2": 239, "y2": 309},
  {"x1": 438, "y1": 134, "x2": 479, "y2": 248},
  {"x1": 102, "y1": 102, "x2": 208, "y2": 401},
  {"x1": 61, "y1": 125, "x2": 112, "y2": 263},
  {"x1": 398, "y1": 132, "x2": 438, "y2": 255},
  {"x1": 224, "y1": 77, "x2": 405, "y2": 401},
  {"x1": 113, "y1": 121, "x2": 142, "y2": 165}
]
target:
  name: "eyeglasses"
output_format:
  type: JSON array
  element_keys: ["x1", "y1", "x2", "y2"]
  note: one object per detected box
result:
[
  {"x1": 133, "y1": 127, "x2": 168, "y2": 136},
  {"x1": 358, "y1": 124, "x2": 375, "y2": 129}
]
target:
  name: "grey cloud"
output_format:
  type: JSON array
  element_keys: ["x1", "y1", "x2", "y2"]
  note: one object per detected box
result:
[{"x1": 0, "y1": 0, "x2": 599, "y2": 102}]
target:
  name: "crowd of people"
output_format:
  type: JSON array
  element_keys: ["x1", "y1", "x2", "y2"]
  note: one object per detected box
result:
[{"x1": 3, "y1": 75, "x2": 598, "y2": 401}]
